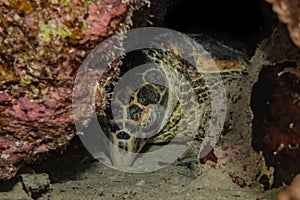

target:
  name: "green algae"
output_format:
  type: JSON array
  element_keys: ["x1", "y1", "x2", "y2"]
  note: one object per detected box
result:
[
  {"x1": 38, "y1": 21, "x2": 72, "y2": 42},
  {"x1": 51, "y1": 0, "x2": 72, "y2": 5},
  {"x1": 20, "y1": 75, "x2": 33, "y2": 86}
]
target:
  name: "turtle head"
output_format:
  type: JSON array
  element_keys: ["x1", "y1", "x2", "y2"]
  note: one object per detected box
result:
[
  {"x1": 107, "y1": 101, "x2": 166, "y2": 167},
  {"x1": 106, "y1": 82, "x2": 168, "y2": 167}
]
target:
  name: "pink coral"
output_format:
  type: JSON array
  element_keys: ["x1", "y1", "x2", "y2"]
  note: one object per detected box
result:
[
  {"x1": 12, "y1": 97, "x2": 50, "y2": 121},
  {"x1": 80, "y1": 0, "x2": 130, "y2": 43}
]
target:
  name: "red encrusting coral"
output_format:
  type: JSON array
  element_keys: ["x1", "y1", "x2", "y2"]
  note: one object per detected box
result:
[{"x1": 80, "y1": 0, "x2": 130, "y2": 43}]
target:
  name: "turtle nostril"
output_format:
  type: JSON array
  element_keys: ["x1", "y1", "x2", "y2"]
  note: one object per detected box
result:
[{"x1": 116, "y1": 131, "x2": 131, "y2": 140}]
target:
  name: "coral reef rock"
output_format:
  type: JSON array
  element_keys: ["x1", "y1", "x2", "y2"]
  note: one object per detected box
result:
[
  {"x1": 0, "y1": 0, "x2": 150, "y2": 180},
  {"x1": 251, "y1": 62, "x2": 300, "y2": 187},
  {"x1": 266, "y1": 0, "x2": 300, "y2": 47},
  {"x1": 278, "y1": 174, "x2": 300, "y2": 200}
]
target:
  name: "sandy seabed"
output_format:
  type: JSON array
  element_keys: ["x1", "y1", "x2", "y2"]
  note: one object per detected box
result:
[{"x1": 0, "y1": 132, "x2": 281, "y2": 200}]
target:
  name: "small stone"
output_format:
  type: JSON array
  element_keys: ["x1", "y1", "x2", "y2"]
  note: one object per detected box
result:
[
  {"x1": 169, "y1": 176, "x2": 181, "y2": 185},
  {"x1": 136, "y1": 179, "x2": 145, "y2": 186},
  {"x1": 21, "y1": 173, "x2": 51, "y2": 198}
]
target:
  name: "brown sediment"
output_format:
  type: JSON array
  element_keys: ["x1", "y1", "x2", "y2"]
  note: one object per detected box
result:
[{"x1": 199, "y1": 148, "x2": 218, "y2": 164}]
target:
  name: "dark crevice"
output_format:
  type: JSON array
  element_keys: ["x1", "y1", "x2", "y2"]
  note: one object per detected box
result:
[{"x1": 151, "y1": 0, "x2": 277, "y2": 56}]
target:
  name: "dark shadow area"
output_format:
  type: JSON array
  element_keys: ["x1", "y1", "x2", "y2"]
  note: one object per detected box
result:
[
  {"x1": 29, "y1": 136, "x2": 95, "y2": 183},
  {"x1": 158, "y1": 0, "x2": 277, "y2": 56},
  {"x1": 0, "y1": 177, "x2": 19, "y2": 191}
]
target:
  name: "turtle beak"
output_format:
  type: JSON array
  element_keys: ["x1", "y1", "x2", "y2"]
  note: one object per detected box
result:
[
  {"x1": 109, "y1": 142, "x2": 136, "y2": 167},
  {"x1": 108, "y1": 134, "x2": 146, "y2": 167}
]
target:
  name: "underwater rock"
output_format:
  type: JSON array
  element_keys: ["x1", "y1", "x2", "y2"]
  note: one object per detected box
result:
[
  {"x1": 266, "y1": 0, "x2": 300, "y2": 47},
  {"x1": 21, "y1": 173, "x2": 50, "y2": 199},
  {"x1": 251, "y1": 62, "x2": 300, "y2": 187},
  {"x1": 0, "y1": 0, "x2": 150, "y2": 180},
  {"x1": 278, "y1": 174, "x2": 300, "y2": 200}
]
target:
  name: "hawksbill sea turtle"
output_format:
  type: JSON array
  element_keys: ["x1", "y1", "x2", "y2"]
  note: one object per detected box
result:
[
  {"x1": 77, "y1": 30, "x2": 248, "y2": 167},
  {"x1": 76, "y1": 31, "x2": 249, "y2": 169}
]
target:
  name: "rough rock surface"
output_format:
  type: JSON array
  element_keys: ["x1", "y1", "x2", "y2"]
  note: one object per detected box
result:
[
  {"x1": 250, "y1": 26, "x2": 300, "y2": 187},
  {"x1": 266, "y1": 0, "x2": 300, "y2": 47},
  {"x1": 278, "y1": 174, "x2": 300, "y2": 200},
  {"x1": 252, "y1": 62, "x2": 300, "y2": 187},
  {"x1": 0, "y1": 0, "x2": 149, "y2": 180}
]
